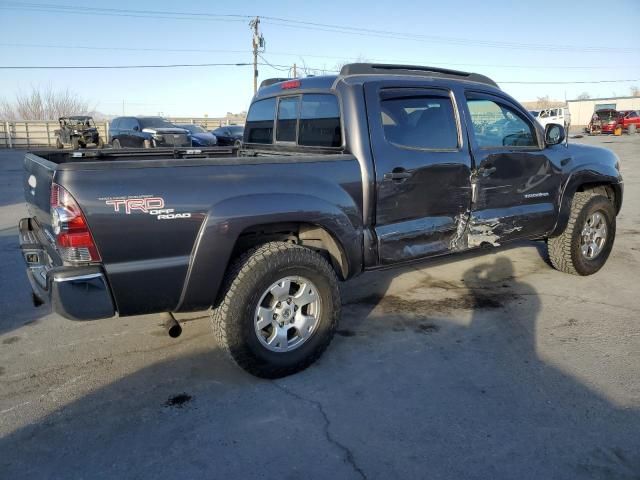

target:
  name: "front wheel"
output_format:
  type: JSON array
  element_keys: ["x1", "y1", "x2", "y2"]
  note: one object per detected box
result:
[
  {"x1": 548, "y1": 191, "x2": 616, "y2": 275},
  {"x1": 211, "y1": 242, "x2": 340, "y2": 378},
  {"x1": 112, "y1": 139, "x2": 121, "y2": 149}
]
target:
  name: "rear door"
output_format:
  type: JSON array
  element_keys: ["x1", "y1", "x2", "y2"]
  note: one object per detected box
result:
[
  {"x1": 463, "y1": 91, "x2": 563, "y2": 243},
  {"x1": 365, "y1": 82, "x2": 472, "y2": 264}
]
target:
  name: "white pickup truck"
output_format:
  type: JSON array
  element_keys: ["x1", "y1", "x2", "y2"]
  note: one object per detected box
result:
[{"x1": 530, "y1": 107, "x2": 571, "y2": 130}]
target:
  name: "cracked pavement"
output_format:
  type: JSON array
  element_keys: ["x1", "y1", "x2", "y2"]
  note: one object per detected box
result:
[{"x1": 1, "y1": 136, "x2": 640, "y2": 479}]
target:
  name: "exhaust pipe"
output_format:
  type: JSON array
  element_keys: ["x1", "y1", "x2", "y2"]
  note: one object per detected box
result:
[{"x1": 164, "y1": 313, "x2": 182, "y2": 338}]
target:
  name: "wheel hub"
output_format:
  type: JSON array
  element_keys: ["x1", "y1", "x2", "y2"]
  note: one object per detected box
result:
[
  {"x1": 580, "y1": 211, "x2": 607, "y2": 260},
  {"x1": 254, "y1": 276, "x2": 321, "y2": 352}
]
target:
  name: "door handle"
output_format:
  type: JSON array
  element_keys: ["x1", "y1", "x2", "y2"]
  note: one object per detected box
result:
[
  {"x1": 384, "y1": 169, "x2": 412, "y2": 181},
  {"x1": 478, "y1": 166, "x2": 496, "y2": 177}
]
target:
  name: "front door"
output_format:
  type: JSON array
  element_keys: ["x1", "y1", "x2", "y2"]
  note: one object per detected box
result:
[
  {"x1": 463, "y1": 91, "x2": 563, "y2": 245},
  {"x1": 365, "y1": 83, "x2": 473, "y2": 264}
]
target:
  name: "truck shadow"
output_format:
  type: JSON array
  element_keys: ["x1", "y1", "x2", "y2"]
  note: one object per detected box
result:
[{"x1": 1, "y1": 256, "x2": 639, "y2": 478}]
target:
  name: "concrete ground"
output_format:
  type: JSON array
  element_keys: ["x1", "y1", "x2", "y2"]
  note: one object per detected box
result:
[{"x1": 0, "y1": 136, "x2": 639, "y2": 479}]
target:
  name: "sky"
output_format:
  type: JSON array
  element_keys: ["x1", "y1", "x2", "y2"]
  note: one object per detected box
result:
[{"x1": 0, "y1": 0, "x2": 639, "y2": 117}]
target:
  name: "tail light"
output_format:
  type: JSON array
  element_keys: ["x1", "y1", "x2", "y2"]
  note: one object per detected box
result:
[{"x1": 50, "y1": 183, "x2": 101, "y2": 263}]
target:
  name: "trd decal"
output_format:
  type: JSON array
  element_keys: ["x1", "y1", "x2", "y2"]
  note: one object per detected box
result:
[{"x1": 99, "y1": 195, "x2": 192, "y2": 220}]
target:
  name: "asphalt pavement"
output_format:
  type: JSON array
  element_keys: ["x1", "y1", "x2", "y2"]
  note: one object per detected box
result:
[{"x1": 1, "y1": 136, "x2": 639, "y2": 479}]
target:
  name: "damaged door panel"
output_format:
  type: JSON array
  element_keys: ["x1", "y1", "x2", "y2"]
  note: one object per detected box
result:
[
  {"x1": 463, "y1": 92, "x2": 563, "y2": 243},
  {"x1": 365, "y1": 83, "x2": 473, "y2": 264}
]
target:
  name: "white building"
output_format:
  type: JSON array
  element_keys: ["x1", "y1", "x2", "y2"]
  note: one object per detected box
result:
[{"x1": 567, "y1": 96, "x2": 640, "y2": 127}]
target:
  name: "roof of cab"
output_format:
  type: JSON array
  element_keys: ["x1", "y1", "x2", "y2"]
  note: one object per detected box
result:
[{"x1": 256, "y1": 63, "x2": 499, "y2": 99}]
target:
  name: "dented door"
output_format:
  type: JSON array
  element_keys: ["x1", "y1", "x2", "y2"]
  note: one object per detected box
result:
[
  {"x1": 463, "y1": 92, "x2": 562, "y2": 246},
  {"x1": 365, "y1": 82, "x2": 472, "y2": 264}
]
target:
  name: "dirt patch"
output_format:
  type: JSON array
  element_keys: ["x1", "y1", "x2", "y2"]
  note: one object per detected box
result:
[
  {"x1": 2, "y1": 336, "x2": 21, "y2": 345},
  {"x1": 164, "y1": 393, "x2": 193, "y2": 408},
  {"x1": 415, "y1": 323, "x2": 440, "y2": 334},
  {"x1": 336, "y1": 329, "x2": 357, "y2": 337},
  {"x1": 348, "y1": 291, "x2": 514, "y2": 315}
]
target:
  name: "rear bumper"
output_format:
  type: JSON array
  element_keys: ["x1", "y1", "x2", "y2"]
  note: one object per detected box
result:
[{"x1": 19, "y1": 217, "x2": 116, "y2": 321}]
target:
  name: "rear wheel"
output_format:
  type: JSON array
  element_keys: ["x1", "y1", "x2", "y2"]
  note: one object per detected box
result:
[
  {"x1": 143, "y1": 139, "x2": 152, "y2": 149},
  {"x1": 548, "y1": 190, "x2": 616, "y2": 275},
  {"x1": 233, "y1": 139, "x2": 242, "y2": 149},
  {"x1": 211, "y1": 242, "x2": 340, "y2": 378}
]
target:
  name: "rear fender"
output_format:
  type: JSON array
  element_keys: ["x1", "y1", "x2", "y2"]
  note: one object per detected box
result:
[{"x1": 175, "y1": 193, "x2": 363, "y2": 312}]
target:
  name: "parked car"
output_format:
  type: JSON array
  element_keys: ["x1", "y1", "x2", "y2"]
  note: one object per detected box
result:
[
  {"x1": 532, "y1": 107, "x2": 571, "y2": 130},
  {"x1": 55, "y1": 116, "x2": 103, "y2": 149},
  {"x1": 109, "y1": 116, "x2": 190, "y2": 148},
  {"x1": 175, "y1": 124, "x2": 218, "y2": 147},
  {"x1": 617, "y1": 110, "x2": 640, "y2": 132},
  {"x1": 20, "y1": 63, "x2": 623, "y2": 378},
  {"x1": 212, "y1": 125, "x2": 244, "y2": 147},
  {"x1": 587, "y1": 109, "x2": 619, "y2": 134}
]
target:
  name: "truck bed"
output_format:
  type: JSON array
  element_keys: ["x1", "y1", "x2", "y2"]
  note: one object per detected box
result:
[{"x1": 22, "y1": 148, "x2": 364, "y2": 317}]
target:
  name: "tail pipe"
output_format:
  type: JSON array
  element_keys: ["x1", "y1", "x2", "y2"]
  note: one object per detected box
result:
[{"x1": 164, "y1": 313, "x2": 182, "y2": 338}]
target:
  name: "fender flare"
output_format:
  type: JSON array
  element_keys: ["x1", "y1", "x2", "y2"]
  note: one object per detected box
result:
[
  {"x1": 551, "y1": 164, "x2": 622, "y2": 237},
  {"x1": 175, "y1": 192, "x2": 363, "y2": 312}
]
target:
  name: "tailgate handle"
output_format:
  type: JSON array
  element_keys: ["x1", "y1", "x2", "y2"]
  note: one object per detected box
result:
[{"x1": 384, "y1": 168, "x2": 411, "y2": 181}]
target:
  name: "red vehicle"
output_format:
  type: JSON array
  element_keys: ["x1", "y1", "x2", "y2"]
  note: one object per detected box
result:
[
  {"x1": 617, "y1": 110, "x2": 640, "y2": 132},
  {"x1": 590, "y1": 109, "x2": 620, "y2": 134}
]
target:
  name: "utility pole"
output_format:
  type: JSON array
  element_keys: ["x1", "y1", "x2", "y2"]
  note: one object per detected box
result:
[
  {"x1": 293, "y1": 63, "x2": 297, "y2": 78},
  {"x1": 250, "y1": 16, "x2": 264, "y2": 94}
]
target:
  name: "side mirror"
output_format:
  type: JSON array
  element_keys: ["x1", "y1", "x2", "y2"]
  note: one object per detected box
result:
[
  {"x1": 544, "y1": 123, "x2": 565, "y2": 146},
  {"x1": 133, "y1": 125, "x2": 140, "y2": 132}
]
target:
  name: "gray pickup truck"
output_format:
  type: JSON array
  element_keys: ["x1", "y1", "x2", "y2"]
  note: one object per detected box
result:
[{"x1": 20, "y1": 64, "x2": 623, "y2": 378}]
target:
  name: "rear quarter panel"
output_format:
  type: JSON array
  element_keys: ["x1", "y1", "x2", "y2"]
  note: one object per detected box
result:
[{"x1": 57, "y1": 156, "x2": 363, "y2": 316}]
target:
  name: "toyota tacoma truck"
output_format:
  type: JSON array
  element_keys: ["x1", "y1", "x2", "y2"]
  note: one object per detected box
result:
[{"x1": 19, "y1": 64, "x2": 623, "y2": 378}]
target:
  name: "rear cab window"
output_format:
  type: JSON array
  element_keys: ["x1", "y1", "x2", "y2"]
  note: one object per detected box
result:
[{"x1": 244, "y1": 93, "x2": 342, "y2": 148}]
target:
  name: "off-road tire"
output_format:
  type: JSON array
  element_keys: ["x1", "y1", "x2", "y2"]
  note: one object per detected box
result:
[
  {"x1": 211, "y1": 242, "x2": 341, "y2": 378},
  {"x1": 55, "y1": 137, "x2": 63, "y2": 149},
  {"x1": 71, "y1": 137, "x2": 79, "y2": 150},
  {"x1": 548, "y1": 191, "x2": 616, "y2": 275}
]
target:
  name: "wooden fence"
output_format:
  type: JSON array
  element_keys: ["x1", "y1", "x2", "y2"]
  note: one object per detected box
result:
[{"x1": 0, "y1": 117, "x2": 243, "y2": 148}]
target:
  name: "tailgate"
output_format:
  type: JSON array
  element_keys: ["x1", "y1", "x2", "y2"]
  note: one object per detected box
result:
[{"x1": 23, "y1": 152, "x2": 56, "y2": 234}]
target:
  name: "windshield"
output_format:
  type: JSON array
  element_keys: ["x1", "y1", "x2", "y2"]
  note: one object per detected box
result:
[
  {"x1": 139, "y1": 117, "x2": 176, "y2": 128},
  {"x1": 179, "y1": 124, "x2": 207, "y2": 133}
]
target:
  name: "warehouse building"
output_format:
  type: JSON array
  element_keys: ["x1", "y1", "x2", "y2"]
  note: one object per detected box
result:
[{"x1": 567, "y1": 96, "x2": 640, "y2": 127}]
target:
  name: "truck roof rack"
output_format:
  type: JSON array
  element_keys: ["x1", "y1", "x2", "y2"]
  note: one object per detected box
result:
[
  {"x1": 259, "y1": 78, "x2": 290, "y2": 89},
  {"x1": 339, "y1": 63, "x2": 498, "y2": 88}
]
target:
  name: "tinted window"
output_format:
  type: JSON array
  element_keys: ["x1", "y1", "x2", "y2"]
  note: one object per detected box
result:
[
  {"x1": 121, "y1": 118, "x2": 137, "y2": 130},
  {"x1": 276, "y1": 96, "x2": 299, "y2": 142},
  {"x1": 245, "y1": 97, "x2": 276, "y2": 144},
  {"x1": 178, "y1": 124, "x2": 206, "y2": 133},
  {"x1": 299, "y1": 94, "x2": 342, "y2": 147},
  {"x1": 380, "y1": 93, "x2": 458, "y2": 149},
  {"x1": 228, "y1": 126, "x2": 244, "y2": 135},
  {"x1": 110, "y1": 118, "x2": 121, "y2": 129},
  {"x1": 466, "y1": 98, "x2": 536, "y2": 148},
  {"x1": 139, "y1": 117, "x2": 174, "y2": 128}
]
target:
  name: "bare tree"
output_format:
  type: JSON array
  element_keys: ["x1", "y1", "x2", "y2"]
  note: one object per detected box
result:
[
  {"x1": 0, "y1": 86, "x2": 94, "y2": 120},
  {"x1": 535, "y1": 95, "x2": 552, "y2": 109},
  {"x1": 576, "y1": 92, "x2": 591, "y2": 100},
  {"x1": 630, "y1": 85, "x2": 640, "y2": 97},
  {"x1": 295, "y1": 55, "x2": 370, "y2": 78}
]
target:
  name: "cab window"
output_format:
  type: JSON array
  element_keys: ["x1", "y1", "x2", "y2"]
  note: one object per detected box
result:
[
  {"x1": 245, "y1": 97, "x2": 276, "y2": 144},
  {"x1": 466, "y1": 96, "x2": 537, "y2": 148}
]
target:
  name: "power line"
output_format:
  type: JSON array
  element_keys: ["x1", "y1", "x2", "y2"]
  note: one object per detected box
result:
[
  {"x1": 0, "y1": 61, "x2": 637, "y2": 86},
  {"x1": 2, "y1": 1, "x2": 638, "y2": 54},
  {"x1": 0, "y1": 62, "x2": 255, "y2": 69},
  {"x1": 3, "y1": 42, "x2": 638, "y2": 71}
]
